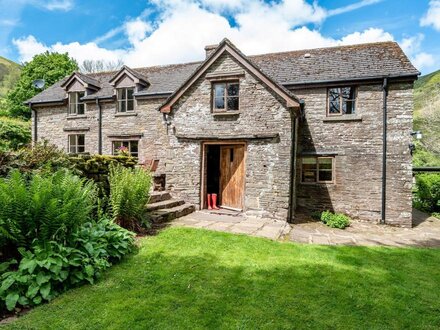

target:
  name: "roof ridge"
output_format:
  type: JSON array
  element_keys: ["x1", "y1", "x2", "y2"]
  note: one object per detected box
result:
[{"x1": 248, "y1": 41, "x2": 399, "y2": 59}]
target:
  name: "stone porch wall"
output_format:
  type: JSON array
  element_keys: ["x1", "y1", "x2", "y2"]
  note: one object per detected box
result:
[
  {"x1": 293, "y1": 82, "x2": 413, "y2": 227},
  {"x1": 165, "y1": 53, "x2": 294, "y2": 220}
]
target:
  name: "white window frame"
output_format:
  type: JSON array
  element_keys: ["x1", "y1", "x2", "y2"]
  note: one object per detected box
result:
[
  {"x1": 112, "y1": 140, "x2": 139, "y2": 157},
  {"x1": 68, "y1": 134, "x2": 85, "y2": 154},
  {"x1": 68, "y1": 92, "x2": 86, "y2": 115},
  {"x1": 117, "y1": 88, "x2": 135, "y2": 112}
]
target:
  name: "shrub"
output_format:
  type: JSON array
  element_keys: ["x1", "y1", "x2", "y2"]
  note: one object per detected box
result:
[
  {"x1": 0, "y1": 219, "x2": 135, "y2": 312},
  {"x1": 0, "y1": 170, "x2": 97, "y2": 258},
  {"x1": 415, "y1": 173, "x2": 440, "y2": 212},
  {"x1": 320, "y1": 211, "x2": 351, "y2": 229},
  {"x1": 0, "y1": 141, "x2": 73, "y2": 177},
  {"x1": 0, "y1": 117, "x2": 31, "y2": 152},
  {"x1": 108, "y1": 165, "x2": 152, "y2": 232}
]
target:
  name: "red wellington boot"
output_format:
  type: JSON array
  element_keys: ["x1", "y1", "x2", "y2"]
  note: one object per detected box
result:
[
  {"x1": 212, "y1": 194, "x2": 220, "y2": 210},
  {"x1": 207, "y1": 194, "x2": 213, "y2": 210}
]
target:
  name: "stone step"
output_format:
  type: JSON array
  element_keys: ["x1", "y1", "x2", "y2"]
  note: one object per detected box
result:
[
  {"x1": 149, "y1": 191, "x2": 171, "y2": 204},
  {"x1": 149, "y1": 203, "x2": 195, "y2": 224},
  {"x1": 146, "y1": 199, "x2": 185, "y2": 212}
]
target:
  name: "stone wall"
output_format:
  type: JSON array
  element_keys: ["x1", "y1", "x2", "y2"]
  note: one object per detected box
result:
[
  {"x1": 34, "y1": 98, "x2": 169, "y2": 173},
  {"x1": 293, "y1": 82, "x2": 413, "y2": 226},
  {"x1": 166, "y1": 53, "x2": 294, "y2": 220}
]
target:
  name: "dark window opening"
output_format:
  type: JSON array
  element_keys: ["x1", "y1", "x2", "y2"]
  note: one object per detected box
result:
[
  {"x1": 301, "y1": 157, "x2": 334, "y2": 183},
  {"x1": 112, "y1": 140, "x2": 139, "y2": 157},
  {"x1": 213, "y1": 82, "x2": 239, "y2": 112},
  {"x1": 328, "y1": 87, "x2": 356, "y2": 116}
]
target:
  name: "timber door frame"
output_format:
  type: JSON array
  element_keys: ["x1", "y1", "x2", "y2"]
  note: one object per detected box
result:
[{"x1": 200, "y1": 141, "x2": 247, "y2": 211}]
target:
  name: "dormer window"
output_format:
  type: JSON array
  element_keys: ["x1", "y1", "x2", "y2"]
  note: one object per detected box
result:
[
  {"x1": 212, "y1": 82, "x2": 239, "y2": 112},
  {"x1": 68, "y1": 92, "x2": 85, "y2": 115},
  {"x1": 117, "y1": 88, "x2": 135, "y2": 112}
]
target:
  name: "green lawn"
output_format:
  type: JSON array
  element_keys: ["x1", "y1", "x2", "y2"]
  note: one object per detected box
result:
[{"x1": 2, "y1": 227, "x2": 440, "y2": 329}]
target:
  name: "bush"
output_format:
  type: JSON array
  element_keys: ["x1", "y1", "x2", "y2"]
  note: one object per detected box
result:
[
  {"x1": 0, "y1": 219, "x2": 135, "y2": 311},
  {"x1": 320, "y1": 211, "x2": 351, "y2": 229},
  {"x1": 0, "y1": 141, "x2": 73, "y2": 177},
  {"x1": 0, "y1": 170, "x2": 97, "y2": 258},
  {"x1": 108, "y1": 165, "x2": 152, "y2": 232},
  {"x1": 415, "y1": 173, "x2": 440, "y2": 212},
  {"x1": 0, "y1": 117, "x2": 31, "y2": 152}
]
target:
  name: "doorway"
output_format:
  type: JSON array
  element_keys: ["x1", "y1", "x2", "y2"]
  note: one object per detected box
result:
[{"x1": 203, "y1": 143, "x2": 246, "y2": 211}]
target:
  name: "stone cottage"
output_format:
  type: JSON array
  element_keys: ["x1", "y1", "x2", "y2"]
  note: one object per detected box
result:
[{"x1": 26, "y1": 39, "x2": 419, "y2": 227}]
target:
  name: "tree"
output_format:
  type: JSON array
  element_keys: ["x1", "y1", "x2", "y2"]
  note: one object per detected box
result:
[
  {"x1": 80, "y1": 59, "x2": 124, "y2": 73},
  {"x1": 6, "y1": 52, "x2": 78, "y2": 120}
]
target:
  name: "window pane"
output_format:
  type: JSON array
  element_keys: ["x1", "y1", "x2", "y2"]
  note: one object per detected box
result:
[
  {"x1": 319, "y1": 170, "x2": 332, "y2": 182},
  {"x1": 214, "y1": 84, "x2": 225, "y2": 97},
  {"x1": 227, "y1": 97, "x2": 239, "y2": 110},
  {"x1": 119, "y1": 100, "x2": 126, "y2": 112},
  {"x1": 69, "y1": 135, "x2": 76, "y2": 145},
  {"x1": 302, "y1": 169, "x2": 317, "y2": 182},
  {"x1": 127, "y1": 100, "x2": 134, "y2": 111},
  {"x1": 302, "y1": 158, "x2": 317, "y2": 165},
  {"x1": 78, "y1": 103, "x2": 85, "y2": 115},
  {"x1": 329, "y1": 101, "x2": 340, "y2": 114},
  {"x1": 214, "y1": 97, "x2": 225, "y2": 109},
  {"x1": 117, "y1": 89, "x2": 123, "y2": 100},
  {"x1": 78, "y1": 91, "x2": 85, "y2": 99},
  {"x1": 113, "y1": 141, "x2": 121, "y2": 154},
  {"x1": 69, "y1": 104, "x2": 76, "y2": 115},
  {"x1": 78, "y1": 134, "x2": 85, "y2": 146},
  {"x1": 328, "y1": 88, "x2": 341, "y2": 114},
  {"x1": 127, "y1": 88, "x2": 134, "y2": 100},
  {"x1": 227, "y1": 83, "x2": 239, "y2": 96},
  {"x1": 343, "y1": 100, "x2": 355, "y2": 114},
  {"x1": 318, "y1": 158, "x2": 332, "y2": 169},
  {"x1": 69, "y1": 146, "x2": 76, "y2": 153},
  {"x1": 77, "y1": 146, "x2": 85, "y2": 153},
  {"x1": 130, "y1": 141, "x2": 138, "y2": 155}
]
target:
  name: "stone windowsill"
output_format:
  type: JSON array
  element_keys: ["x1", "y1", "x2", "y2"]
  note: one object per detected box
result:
[
  {"x1": 67, "y1": 115, "x2": 87, "y2": 120},
  {"x1": 212, "y1": 111, "x2": 242, "y2": 116},
  {"x1": 322, "y1": 115, "x2": 362, "y2": 122},
  {"x1": 115, "y1": 112, "x2": 138, "y2": 117}
]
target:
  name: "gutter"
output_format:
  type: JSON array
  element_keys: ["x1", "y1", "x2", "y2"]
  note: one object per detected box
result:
[
  {"x1": 381, "y1": 78, "x2": 388, "y2": 224},
  {"x1": 288, "y1": 100, "x2": 303, "y2": 223},
  {"x1": 96, "y1": 98, "x2": 102, "y2": 155},
  {"x1": 283, "y1": 73, "x2": 419, "y2": 88},
  {"x1": 30, "y1": 102, "x2": 37, "y2": 143}
]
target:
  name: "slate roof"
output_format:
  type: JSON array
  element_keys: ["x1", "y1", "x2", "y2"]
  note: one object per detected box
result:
[{"x1": 27, "y1": 41, "x2": 419, "y2": 105}]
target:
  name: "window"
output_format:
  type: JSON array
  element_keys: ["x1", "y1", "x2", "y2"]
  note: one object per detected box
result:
[
  {"x1": 301, "y1": 157, "x2": 334, "y2": 183},
  {"x1": 112, "y1": 140, "x2": 139, "y2": 157},
  {"x1": 328, "y1": 87, "x2": 356, "y2": 116},
  {"x1": 117, "y1": 88, "x2": 135, "y2": 112},
  {"x1": 68, "y1": 92, "x2": 85, "y2": 115},
  {"x1": 212, "y1": 82, "x2": 239, "y2": 112},
  {"x1": 68, "y1": 134, "x2": 85, "y2": 154}
]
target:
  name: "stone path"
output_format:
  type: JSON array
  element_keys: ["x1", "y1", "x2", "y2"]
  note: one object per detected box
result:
[
  {"x1": 290, "y1": 209, "x2": 440, "y2": 247},
  {"x1": 172, "y1": 208, "x2": 440, "y2": 247},
  {"x1": 172, "y1": 209, "x2": 291, "y2": 240}
]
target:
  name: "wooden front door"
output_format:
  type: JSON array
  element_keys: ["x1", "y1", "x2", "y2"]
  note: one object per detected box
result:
[{"x1": 219, "y1": 145, "x2": 245, "y2": 210}]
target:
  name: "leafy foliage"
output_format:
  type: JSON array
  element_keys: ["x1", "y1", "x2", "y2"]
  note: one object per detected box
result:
[
  {"x1": 0, "y1": 220, "x2": 134, "y2": 311},
  {"x1": 109, "y1": 165, "x2": 152, "y2": 232},
  {"x1": 415, "y1": 173, "x2": 440, "y2": 212},
  {"x1": 320, "y1": 211, "x2": 351, "y2": 229},
  {"x1": 0, "y1": 141, "x2": 73, "y2": 177},
  {"x1": 5, "y1": 52, "x2": 77, "y2": 119},
  {"x1": 0, "y1": 170, "x2": 97, "y2": 258},
  {"x1": 0, "y1": 117, "x2": 31, "y2": 152}
]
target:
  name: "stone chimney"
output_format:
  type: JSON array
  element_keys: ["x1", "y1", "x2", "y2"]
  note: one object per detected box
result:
[{"x1": 204, "y1": 44, "x2": 218, "y2": 59}]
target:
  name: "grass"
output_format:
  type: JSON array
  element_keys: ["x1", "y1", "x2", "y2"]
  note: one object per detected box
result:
[{"x1": 2, "y1": 227, "x2": 440, "y2": 329}]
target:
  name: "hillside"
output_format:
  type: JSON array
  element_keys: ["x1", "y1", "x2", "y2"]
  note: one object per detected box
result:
[
  {"x1": 413, "y1": 69, "x2": 440, "y2": 166},
  {"x1": 0, "y1": 56, "x2": 21, "y2": 99}
]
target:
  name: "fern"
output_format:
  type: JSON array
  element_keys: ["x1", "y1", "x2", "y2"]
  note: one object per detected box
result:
[
  {"x1": 0, "y1": 170, "x2": 98, "y2": 256},
  {"x1": 108, "y1": 164, "x2": 152, "y2": 232}
]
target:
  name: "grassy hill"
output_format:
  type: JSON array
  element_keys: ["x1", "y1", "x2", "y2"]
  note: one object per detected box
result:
[
  {"x1": 413, "y1": 69, "x2": 440, "y2": 166},
  {"x1": 0, "y1": 56, "x2": 21, "y2": 99}
]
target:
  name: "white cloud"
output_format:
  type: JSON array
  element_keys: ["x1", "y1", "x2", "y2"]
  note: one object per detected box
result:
[
  {"x1": 327, "y1": 0, "x2": 382, "y2": 16},
  {"x1": 412, "y1": 52, "x2": 435, "y2": 71},
  {"x1": 11, "y1": 0, "x2": 437, "y2": 73},
  {"x1": 43, "y1": 0, "x2": 74, "y2": 11},
  {"x1": 421, "y1": 0, "x2": 440, "y2": 31}
]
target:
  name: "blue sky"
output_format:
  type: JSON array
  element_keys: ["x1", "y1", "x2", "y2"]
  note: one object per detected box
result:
[{"x1": 1, "y1": 0, "x2": 439, "y2": 74}]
